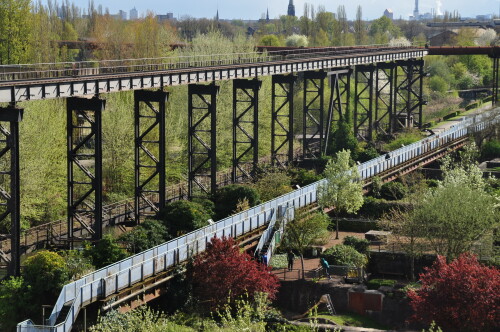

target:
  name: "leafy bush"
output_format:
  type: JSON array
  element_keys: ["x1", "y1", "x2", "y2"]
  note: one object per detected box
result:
[
  {"x1": 380, "y1": 181, "x2": 408, "y2": 200},
  {"x1": 188, "y1": 237, "x2": 279, "y2": 311},
  {"x1": 408, "y1": 254, "x2": 500, "y2": 332},
  {"x1": 60, "y1": 250, "x2": 94, "y2": 280},
  {"x1": 214, "y1": 184, "x2": 260, "y2": 219},
  {"x1": 481, "y1": 140, "x2": 500, "y2": 161},
  {"x1": 285, "y1": 34, "x2": 308, "y2": 47},
  {"x1": 366, "y1": 278, "x2": 397, "y2": 290},
  {"x1": 158, "y1": 200, "x2": 212, "y2": 236},
  {"x1": 288, "y1": 168, "x2": 322, "y2": 187},
  {"x1": 252, "y1": 171, "x2": 291, "y2": 202},
  {"x1": 0, "y1": 277, "x2": 29, "y2": 331},
  {"x1": 343, "y1": 236, "x2": 370, "y2": 255},
  {"x1": 383, "y1": 130, "x2": 423, "y2": 151},
  {"x1": 429, "y1": 76, "x2": 448, "y2": 94},
  {"x1": 336, "y1": 218, "x2": 380, "y2": 233},
  {"x1": 120, "y1": 219, "x2": 170, "y2": 253},
  {"x1": 321, "y1": 245, "x2": 368, "y2": 268},
  {"x1": 358, "y1": 196, "x2": 409, "y2": 219},
  {"x1": 23, "y1": 250, "x2": 69, "y2": 304},
  {"x1": 329, "y1": 120, "x2": 359, "y2": 159},
  {"x1": 357, "y1": 147, "x2": 379, "y2": 163},
  {"x1": 84, "y1": 234, "x2": 128, "y2": 269}
]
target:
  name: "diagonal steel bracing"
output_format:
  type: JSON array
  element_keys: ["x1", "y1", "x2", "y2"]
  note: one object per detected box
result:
[
  {"x1": 354, "y1": 65, "x2": 375, "y2": 141},
  {"x1": 324, "y1": 68, "x2": 351, "y2": 155},
  {"x1": 272, "y1": 75, "x2": 296, "y2": 168},
  {"x1": 134, "y1": 90, "x2": 168, "y2": 224},
  {"x1": 303, "y1": 71, "x2": 327, "y2": 159},
  {"x1": 0, "y1": 107, "x2": 22, "y2": 276},
  {"x1": 67, "y1": 97, "x2": 105, "y2": 248},
  {"x1": 394, "y1": 59, "x2": 425, "y2": 130},
  {"x1": 375, "y1": 62, "x2": 396, "y2": 136},
  {"x1": 188, "y1": 84, "x2": 219, "y2": 199},
  {"x1": 232, "y1": 79, "x2": 262, "y2": 182}
]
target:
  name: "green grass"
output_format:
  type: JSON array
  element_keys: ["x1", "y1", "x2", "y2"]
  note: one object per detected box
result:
[
  {"x1": 366, "y1": 278, "x2": 397, "y2": 290},
  {"x1": 314, "y1": 313, "x2": 389, "y2": 330},
  {"x1": 383, "y1": 130, "x2": 424, "y2": 151}
]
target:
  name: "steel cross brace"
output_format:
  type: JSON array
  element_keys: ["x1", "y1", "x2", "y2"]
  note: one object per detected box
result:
[
  {"x1": 375, "y1": 62, "x2": 396, "y2": 137},
  {"x1": 134, "y1": 90, "x2": 168, "y2": 224},
  {"x1": 188, "y1": 84, "x2": 219, "y2": 199},
  {"x1": 324, "y1": 68, "x2": 351, "y2": 155},
  {"x1": 354, "y1": 65, "x2": 376, "y2": 141},
  {"x1": 67, "y1": 97, "x2": 105, "y2": 248},
  {"x1": 232, "y1": 79, "x2": 262, "y2": 183},
  {"x1": 302, "y1": 71, "x2": 327, "y2": 159},
  {"x1": 271, "y1": 75, "x2": 297, "y2": 168},
  {"x1": 0, "y1": 107, "x2": 23, "y2": 276},
  {"x1": 394, "y1": 59, "x2": 425, "y2": 131}
]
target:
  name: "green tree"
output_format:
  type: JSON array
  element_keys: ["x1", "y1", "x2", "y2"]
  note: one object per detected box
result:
[
  {"x1": 330, "y1": 120, "x2": 359, "y2": 158},
  {"x1": 252, "y1": 169, "x2": 292, "y2": 202},
  {"x1": 410, "y1": 182, "x2": 499, "y2": 260},
  {"x1": 354, "y1": 6, "x2": 365, "y2": 45},
  {"x1": 214, "y1": 184, "x2": 260, "y2": 219},
  {"x1": 84, "y1": 234, "x2": 128, "y2": 269},
  {"x1": 158, "y1": 200, "x2": 212, "y2": 236},
  {"x1": 259, "y1": 34, "x2": 281, "y2": 46},
  {"x1": 119, "y1": 219, "x2": 170, "y2": 253},
  {"x1": 285, "y1": 34, "x2": 308, "y2": 47},
  {"x1": 429, "y1": 76, "x2": 448, "y2": 94},
  {"x1": 23, "y1": 251, "x2": 69, "y2": 312},
  {"x1": 0, "y1": 277, "x2": 30, "y2": 331},
  {"x1": 0, "y1": 0, "x2": 32, "y2": 64},
  {"x1": 318, "y1": 150, "x2": 364, "y2": 239},
  {"x1": 282, "y1": 210, "x2": 330, "y2": 278}
]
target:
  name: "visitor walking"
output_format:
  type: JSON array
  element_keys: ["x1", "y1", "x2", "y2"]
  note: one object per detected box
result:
[
  {"x1": 320, "y1": 257, "x2": 331, "y2": 279},
  {"x1": 287, "y1": 250, "x2": 294, "y2": 271}
]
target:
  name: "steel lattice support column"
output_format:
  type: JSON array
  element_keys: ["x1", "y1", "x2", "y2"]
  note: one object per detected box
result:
[
  {"x1": 493, "y1": 57, "x2": 499, "y2": 106},
  {"x1": 324, "y1": 68, "x2": 351, "y2": 155},
  {"x1": 0, "y1": 107, "x2": 23, "y2": 276},
  {"x1": 272, "y1": 75, "x2": 296, "y2": 168},
  {"x1": 375, "y1": 62, "x2": 396, "y2": 136},
  {"x1": 134, "y1": 90, "x2": 168, "y2": 224},
  {"x1": 67, "y1": 97, "x2": 105, "y2": 247},
  {"x1": 394, "y1": 59, "x2": 425, "y2": 131},
  {"x1": 232, "y1": 79, "x2": 262, "y2": 182},
  {"x1": 188, "y1": 84, "x2": 219, "y2": 199},
  {"x1": 303, "y1": 71, "x2": 327, "y2": 159},
  {"x1": 354, "y1": 65, "x2": 375, "y2": 141}
]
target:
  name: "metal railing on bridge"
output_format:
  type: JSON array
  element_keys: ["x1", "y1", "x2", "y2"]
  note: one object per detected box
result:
[
  {"x1": 17, "y1": 108, "x2": 500, "y2": 332},
  {"x1": 0, "y1": 46, "x2": 417, "y2": 83}
]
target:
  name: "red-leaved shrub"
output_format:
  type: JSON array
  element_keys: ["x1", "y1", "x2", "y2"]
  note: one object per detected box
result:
[
  {"x1": 189, "y1": 237, "x2": 279, "y2": 310},
  {"x1": 408, "y1": 253, "x2": 500, "y2": 331}
]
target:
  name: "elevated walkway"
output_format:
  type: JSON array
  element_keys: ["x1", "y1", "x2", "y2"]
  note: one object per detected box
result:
[{"x1": 17, "y1": 108, "x2": 500, "y2": 332}]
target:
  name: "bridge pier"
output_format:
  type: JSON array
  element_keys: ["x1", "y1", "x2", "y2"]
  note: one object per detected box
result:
[
  {"x1": 0, "y1": 106, "x2": 23, "y2": 276},
  {"x1": 134, "y1": 90, "x2": 168, "y2": 224},
  {"x1": 394, "y1": 59, "x2": 425, "y2": 130},
  {"x1": 188, "y1": 84, "x2": 220, "y2": 199},
  {"x1": 354, "y1": 65, "x2": 376, "y2": 141},
  {"x1": 325, "y1": 68, "x2": 351, "y2": 154},
  {"x1": 67, "y1": 97, "x2": 105, "y2": 248},
  {"x1": 375, "y1": 62, "x2": 396, "y2": 136},
  {"x1": 232, "y1": 79, "x2": 261, "y2": 183},
  {"x1": 272, "y1": 75, "x2": 296, "y2": 168},
  {"x1": 302, "y1": 71, "x2": 327, "y2": 159}
]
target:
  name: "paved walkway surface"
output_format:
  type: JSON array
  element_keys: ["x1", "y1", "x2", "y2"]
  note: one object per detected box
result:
[{"x1": 431, "y1": 103, "x2": 498, "y2": 134}]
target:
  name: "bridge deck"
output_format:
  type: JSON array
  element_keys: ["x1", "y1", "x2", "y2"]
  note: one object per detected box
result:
[{"x1": 0, "y1": 47, "x2": 426, "y2": 103}]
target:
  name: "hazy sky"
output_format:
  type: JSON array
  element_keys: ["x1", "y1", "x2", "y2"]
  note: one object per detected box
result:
[{"x1": 47, "y1": 0, "x2": 498, "y2": 20}]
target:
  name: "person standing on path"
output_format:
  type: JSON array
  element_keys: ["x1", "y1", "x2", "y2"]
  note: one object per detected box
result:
[
  {"x1": 320, "y1": 257, "x2": 331, "y2": 279},
  {"x1": 287, "y1": 250, "x2": 294, "y2": 271}
]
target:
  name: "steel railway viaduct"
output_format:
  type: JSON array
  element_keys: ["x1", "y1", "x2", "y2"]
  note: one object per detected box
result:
[{"x1": 0, "y1": 45, "x2": 497, "y2": 331}]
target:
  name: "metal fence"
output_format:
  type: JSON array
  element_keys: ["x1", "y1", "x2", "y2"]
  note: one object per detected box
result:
[{"x1": 17, "y1": 108, "x2": 500, "y2": 332}]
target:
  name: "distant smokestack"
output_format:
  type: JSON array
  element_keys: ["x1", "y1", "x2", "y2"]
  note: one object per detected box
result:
[{"x1": 413, "y1": 0, "x2": 420, "y2": 18}]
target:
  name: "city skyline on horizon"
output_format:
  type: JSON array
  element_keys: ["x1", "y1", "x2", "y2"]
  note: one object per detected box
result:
[{"x1": 44, "y1": 0, "x2": 498, "y2": 21}]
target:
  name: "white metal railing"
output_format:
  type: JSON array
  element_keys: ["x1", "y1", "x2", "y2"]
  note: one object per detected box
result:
[{"x1": 17, "y1": 108, "x2": 500, "y2": 332}]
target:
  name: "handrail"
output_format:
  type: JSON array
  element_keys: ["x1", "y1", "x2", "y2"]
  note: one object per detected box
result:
[
  {"x1": 1, "y1": 46, "x2": 420, "y2": 83},
  {"x1": 17, "y1": 107, "x2": 500, "y2": 331}
]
